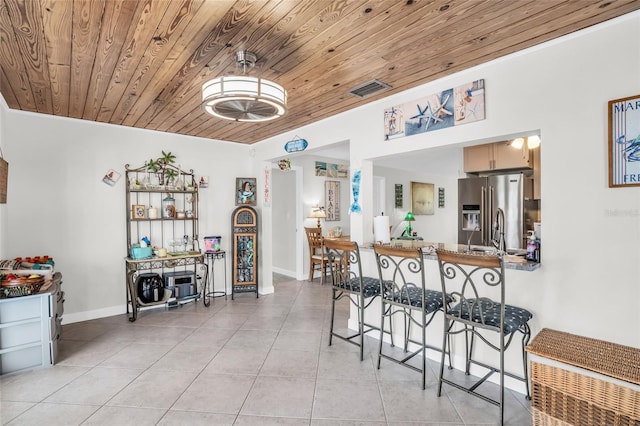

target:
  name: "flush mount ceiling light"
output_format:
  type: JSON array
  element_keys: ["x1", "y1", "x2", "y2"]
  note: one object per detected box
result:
[{"x1": 201, "y1": 50, "x2": 287, "y2": 122}]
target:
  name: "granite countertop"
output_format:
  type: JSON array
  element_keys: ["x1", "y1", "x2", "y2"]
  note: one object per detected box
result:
[{"x1": 362, "y1": 240, "x2": 541, "y2": 271}]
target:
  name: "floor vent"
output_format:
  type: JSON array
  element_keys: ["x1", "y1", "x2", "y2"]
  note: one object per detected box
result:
[{"x1": 348, "y1": 79, "x2": 392, "y2": 98}]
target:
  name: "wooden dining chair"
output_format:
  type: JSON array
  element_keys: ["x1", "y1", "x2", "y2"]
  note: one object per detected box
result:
[{"x1": 304, "y1": 227, "x2": 329, "y2": 284}]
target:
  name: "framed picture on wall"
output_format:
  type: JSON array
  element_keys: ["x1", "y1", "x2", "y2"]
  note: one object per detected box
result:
[
  {"x1": 608, "y1": 93, "x2": 640, "y2": 187},
  {"x1": 411, "y1": 181, "x2": 434, "y2": 215},
  {"x1": 236, "y1": 177, "x2": 256, "y2": 206},
  {"x1": 395, "y1": 184, "x2": 403, "y2": 208},
  {"x1": 325, "y1": 180, "x2": 340, "y2": 221}
]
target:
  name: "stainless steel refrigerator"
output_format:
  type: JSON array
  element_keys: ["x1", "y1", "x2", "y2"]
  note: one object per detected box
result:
[{"x1": 458, "y1": 173, "x2": 530, "y2": 250}]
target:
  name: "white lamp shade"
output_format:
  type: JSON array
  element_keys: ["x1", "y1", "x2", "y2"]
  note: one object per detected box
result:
[{"x1": 309, "y1": 209, "x2": 326, "y2": 219}]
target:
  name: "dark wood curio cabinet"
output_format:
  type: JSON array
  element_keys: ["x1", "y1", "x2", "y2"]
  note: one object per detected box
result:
[{"x1": 231, "y1": 206, "x2": 258, "y2": 298}]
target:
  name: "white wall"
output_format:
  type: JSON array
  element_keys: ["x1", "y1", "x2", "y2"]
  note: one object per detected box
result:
[
  {"x1": 296, "y1": 154, "x2": 350, "y2": 234},
  {"x1": 0, "y1": 96, "x2": 6, "y2": 259},
  {"x1": 271, "y1": 167, "x2": 297, "y2": 275},
  {"x1": 286, "y1": 154, "x2": 351, "y2": 280},
  {"x1": 1, "y1": 11, "x2": 638, "y2": 358},
  {"x1": 373, "y1": 165, "x2": 459, "y2": 242},
  {"x1": 253, "y1": 12, "x2": 640, "y2": 352},
  {"x1": 0, "y1": 110, "x2": 250, "y2": 322}
]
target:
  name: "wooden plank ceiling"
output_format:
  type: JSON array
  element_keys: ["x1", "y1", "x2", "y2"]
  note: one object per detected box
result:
[{"x1": 1, "y1": 0, "x2": 638, "y2": 144}]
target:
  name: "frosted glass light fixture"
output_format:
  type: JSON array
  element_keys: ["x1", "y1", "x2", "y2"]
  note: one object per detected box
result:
[{"x1": 201, "y1": 51, "x2": 287, "y2": 122}]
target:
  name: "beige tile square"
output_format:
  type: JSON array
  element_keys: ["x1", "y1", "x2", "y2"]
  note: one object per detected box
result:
[
  {"x1": 4, "y1": 402, "x2": 98, "y2": 425},
  {"x1": 107, "y1": 369, "x2": 198, "y2": 409},
  {"x1": 259, "y1": 349, "x2": 319, "y2": 378},
  {"x1": 172, "y1": 374, "x2": 254, "y2": 414},
  {"x1": 312, "y1": 378, "x2": 385, "y2": 422},
  {"x1": 83, "y1": 405, "x2": 166, "y2": 425},
  {"x1": 157, "y1": 410, "x2": 236, "y2": 425},
  {"x1": 45, "y1": 367, "x2": 143, "y2": 405},
  {"x1": 240, "y1": 376, "x2": 315, "y2": 418}
]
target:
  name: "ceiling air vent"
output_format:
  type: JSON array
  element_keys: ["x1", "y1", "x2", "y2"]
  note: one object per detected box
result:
[{"x1": 348, "y1": 79, "x2": 392, "y2": 98}]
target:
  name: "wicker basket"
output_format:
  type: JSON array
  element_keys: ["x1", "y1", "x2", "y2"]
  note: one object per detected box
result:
[{"x1": 527, "y1": 329, "x2": 640, "y2": 426}]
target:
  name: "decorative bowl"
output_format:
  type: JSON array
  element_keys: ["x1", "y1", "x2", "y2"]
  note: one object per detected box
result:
[{"x1": 0, "y1": 274, "x2": 46, "y2": 298}]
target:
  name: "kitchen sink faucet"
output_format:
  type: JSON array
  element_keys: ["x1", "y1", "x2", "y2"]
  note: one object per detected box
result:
[
  {"x1": 491, "y1": 208, "x2": 506, "y2": 254},
  {"x1": 467, "y1": 226, "x2": 480, "y2": 252}
]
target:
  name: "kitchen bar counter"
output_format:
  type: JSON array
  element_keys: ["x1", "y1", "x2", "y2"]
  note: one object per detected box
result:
[{"x1": 361, "y1": 240, "x2": 541, "y2": 271}]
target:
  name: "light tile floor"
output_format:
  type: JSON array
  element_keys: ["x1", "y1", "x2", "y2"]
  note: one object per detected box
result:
[{"x1": 1, "y1": 274, "x2": 532, "y2": 425}]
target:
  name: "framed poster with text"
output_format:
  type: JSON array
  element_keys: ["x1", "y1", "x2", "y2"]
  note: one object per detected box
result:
[
  {"x1": 325, "y1": 180, "x2": 340, "y2": 221},
  {"x1": 609, "y1": 94, "x2": 640, "y2": 187}
]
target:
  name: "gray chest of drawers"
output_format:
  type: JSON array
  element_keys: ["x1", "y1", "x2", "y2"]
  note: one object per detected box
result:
[{"x1": 0, "y1": 272, "x2": 64, "y2": 375}]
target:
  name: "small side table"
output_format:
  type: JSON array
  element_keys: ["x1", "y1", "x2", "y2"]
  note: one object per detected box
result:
[{"x1": 205, "y1": 251, "x2": 227, "y2": 300}]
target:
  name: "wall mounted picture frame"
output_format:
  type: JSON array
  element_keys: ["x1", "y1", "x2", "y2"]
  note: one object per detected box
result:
[
  {"x1": 236, "y1": 177, "x2": 256, "y2": 206},
  {"x1": 395, "y1": 184, "x2": 403, "y2": 208},
  {"x1": 325, "y1": 180, "x2": 340, "y2": 221},
  {"x1": 608, "y1": 93, "x2": 640, "y2": 187},
  {"x1": 132, "y1": 204, "x2": 146, "y2": 219},
  {"x1": 384, "y1": 79, "x2": 485, "y2": 140},
  {"x1": 411, "y1": 181, "x2": 434, "y2": 215},
  {"x1": 315, "y1": 161, "x2": 348, "y2": 178},
  {"x1": 102, "y1": 169, "x2": 120, "y2": 187}
]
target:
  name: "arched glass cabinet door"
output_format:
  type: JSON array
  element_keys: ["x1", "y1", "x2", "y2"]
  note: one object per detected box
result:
[{"x1": 231, "y1": 206, "x2": 258, "y2": 298}]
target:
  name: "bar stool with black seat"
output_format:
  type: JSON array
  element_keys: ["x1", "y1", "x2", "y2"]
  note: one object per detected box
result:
[
  {"x1": 373, "y1": 244, "x2": 451, "y2": 389},
  {"x1": 435, "y1": 249, "x2": 532, "y2": 425},
  {"x1": 325, "y1": 239, "x2": 390, "y2": 361}
]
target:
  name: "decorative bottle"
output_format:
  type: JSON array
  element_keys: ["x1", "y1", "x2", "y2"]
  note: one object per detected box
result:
[
  {"x1": 162, "y1": 193, "x2": 175, "y2": 218},
  {"x1": 526, "y1": 231, "x2": 537, "y2": 261}
]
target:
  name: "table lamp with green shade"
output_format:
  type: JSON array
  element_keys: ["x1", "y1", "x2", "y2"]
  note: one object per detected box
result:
[{"x1": 403, "y1": 211, "x2": 415, "y2": 236}]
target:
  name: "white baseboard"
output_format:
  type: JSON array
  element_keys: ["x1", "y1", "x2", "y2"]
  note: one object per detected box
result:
[
  {"x1": 259, "y1": 285, "x2": 274, "y2": 295},
  {"x1": 62, "y1": 305, "x2": 126, "y2": 325},
  {"x1": 62, "y1": 286, "x2": 276, "y2": 324},
  {"x1": 272, "y1": 266, "x2": 296, "y2": 278}
]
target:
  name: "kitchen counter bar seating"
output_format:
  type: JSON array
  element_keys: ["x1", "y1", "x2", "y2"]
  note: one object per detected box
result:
[
  {"x1": 373, "y1": 244, "x2": 452, "y2": 389},
  {"x1": 435, "y1": 249, "x2": 533, "y2": 426},
  {"x1": 325, "y1": 239, "x2": 392, "y2": 361}
]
